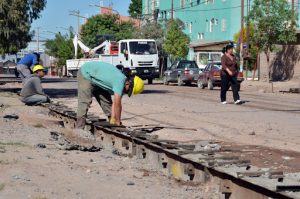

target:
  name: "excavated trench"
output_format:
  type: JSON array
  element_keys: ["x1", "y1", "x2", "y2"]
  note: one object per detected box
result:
[{"x1": 44, "y1": 102, "x2": 300, "y2": 199}]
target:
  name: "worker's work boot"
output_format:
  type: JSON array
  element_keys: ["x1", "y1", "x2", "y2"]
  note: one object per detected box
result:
[{"x1": 76, "y1": 117, "x2": 86, "y2": 129}]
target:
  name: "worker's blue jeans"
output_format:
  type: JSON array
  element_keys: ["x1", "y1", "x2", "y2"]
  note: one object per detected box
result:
[{"x1": 77, "y1": 70, "x2": 112, "y2": 126}]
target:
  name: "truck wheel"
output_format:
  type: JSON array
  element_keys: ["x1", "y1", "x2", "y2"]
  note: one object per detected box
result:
[
  {"x1": 148, "y1": 78, "x2": 153, "y2": 84},
  {"x1": 208, "y1": 79, "x2": 214, "y2": 90},
  {"x1": 197, "y1": 79, "x2": 204, "y2": 89},
  {"x1": 163, "y1": 76, "x2": 169, "y2": 85},
  {"x1": 177, "y1": 76, "x2": 183, "y2": 86}
]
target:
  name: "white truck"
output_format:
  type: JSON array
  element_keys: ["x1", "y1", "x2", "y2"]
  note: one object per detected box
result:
[{"x1": 66, "y1": 38, "x2": 160, "y2": 84}]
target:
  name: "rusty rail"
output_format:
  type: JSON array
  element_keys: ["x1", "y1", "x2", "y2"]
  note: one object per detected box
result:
[{"x1": 46, "y1": 102, "x2": 299, "y2": 199}]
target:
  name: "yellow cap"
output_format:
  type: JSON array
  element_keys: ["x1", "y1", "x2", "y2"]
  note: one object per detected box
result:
[
  {"x1": 32, "y1": 65, "x2": 45, "y2": 73},
  {"x1": 131, "y1": 76, "x2": 144, "y2": 96}
]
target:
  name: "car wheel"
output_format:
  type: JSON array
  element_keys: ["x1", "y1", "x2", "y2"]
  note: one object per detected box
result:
[
  {"x1": 197, "y1": 79, "x2": 204, "y2": 89},
  {"x1": 163, "y1": 76, "x2": 169, "y2": 85},
  {"x1": 148, "y1": 78, "x2": 153, "y2": 84},
  {"x1": 208, "y1": 79, "x2": 214, "y2": 90},
  {"x1": 177, "y1": 76, "x2": 183, "y2": 86}
]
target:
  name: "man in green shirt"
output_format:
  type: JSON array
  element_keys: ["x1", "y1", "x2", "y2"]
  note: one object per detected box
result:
[{"x1": 77, "y1": 61, "x2": 144, "y2": 128}]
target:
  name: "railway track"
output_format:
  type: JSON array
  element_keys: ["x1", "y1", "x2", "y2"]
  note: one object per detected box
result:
[{"x1": 45, "y1": 102, "x2": 300, "y2": 199}]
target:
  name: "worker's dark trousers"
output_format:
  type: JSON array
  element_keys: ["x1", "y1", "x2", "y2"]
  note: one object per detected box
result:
[
  {"x1": 220, "y1": 74, "x2": 240, "y2": 102},
  {"x1": 16, "y1": 64, "x2": 32, "y2": 84},
  {"x1": 77, "y1": 70, "x2": 112, "y2": 128}
]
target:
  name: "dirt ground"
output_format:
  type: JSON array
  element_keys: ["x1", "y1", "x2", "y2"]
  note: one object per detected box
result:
[{"x1": 0, "y1": 79, "x2": 299, "y2": 199}]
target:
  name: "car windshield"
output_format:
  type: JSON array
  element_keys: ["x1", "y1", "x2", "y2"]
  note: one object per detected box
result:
[
  {"x1": 213, "y1": 63, "x2": 222, "y2": 70},
  {"x1": 179, "y1": 61, "x2": 198, "y2": 69},
  {"x1": 129, "y1": 41, "x2": 158, "y2": 55}
]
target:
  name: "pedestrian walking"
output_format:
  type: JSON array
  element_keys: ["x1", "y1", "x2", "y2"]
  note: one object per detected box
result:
[
  {"x1": 20, "y1": 65, "x2": 51, "y2": 106},
  {"x1": 16, "y1": 52, "x2": 41, "y2": 83},
  {"x1": 76, "y1": 61, "x2": 144, "y2": 128},
  {"x1": 220, "y1": 44, "x2": 242, "y2": 104}
]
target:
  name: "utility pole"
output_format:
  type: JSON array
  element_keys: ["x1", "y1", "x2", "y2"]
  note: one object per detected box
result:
[
  {"x1": 171, "y1": 0, "x2": 174, "y2": 20},
  {"x1": 246, "y1": 0, "x2": 250, "y2": 78},
  {"x1": 69, "y1": 10, "x2": 86, "y2": 35},
  {"x1": 240, "y1": 0, "x2": 244, "y2": 72},
  {"x1": 36, "y1": 27, "x2": 40, "y2": 53}
]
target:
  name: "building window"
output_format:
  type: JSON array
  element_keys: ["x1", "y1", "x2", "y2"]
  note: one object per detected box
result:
[
  {"x1": 190, "y1": 22, "x2": 193, "y2": 33},
  {"x1": 206, "y1": 19, "x2": 209, "y2": 32},
  {"x1": 221, "y1": 18, "x2": 226, "y2": 32},
  {"x1": 215, "y1": 19, "x2": 219, "y2": 26},
  {"x1": 180, "y1": 0, "x2": 184, "y2": 8},
  {"x1": 210, "y1": 18, "x2": 214, "y2": 32},
  {"x1": 145, "y1": 0, "x2": 149, "y2": 15},
  {"x1": 206, "y1": 0, "x2": 214, "y2": 4},
  {"x1": 198, "y1": 33, "x2": 204, "y2": 40},
  {"x1": 155, "y1": 0, "x2": 160, "y2": 7}
]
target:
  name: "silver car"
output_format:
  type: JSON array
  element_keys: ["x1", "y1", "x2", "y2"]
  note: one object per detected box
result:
[{"x1": 163, "y1": 60, "x2": 200, "y2": 86}]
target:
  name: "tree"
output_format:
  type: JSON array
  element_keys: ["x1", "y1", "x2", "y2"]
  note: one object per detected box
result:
[
  {"x1": 233, "y1": 24, "x2": 259, "y2": 71},
  {"x1": 45, "y1": 28, "x2": 75, "y2": 68},
  {"x1": 0, "y1": 0, "x2": 47, "y2": 55},
  {"x1": 80, "y1": 14, "x2": 137, "y2": 48},
  {"x1": 128, "y1": 0, "x2": 142, "y2": 19},
  {"x1": 138, "y1": 22, "x2": 165, "y2": 55},
  {"x1": 163, "y1": 20, "x2": 190, "y2": 61},
  {"x1": 247, "y1": 0, "x2": 297, "y2": 82}
]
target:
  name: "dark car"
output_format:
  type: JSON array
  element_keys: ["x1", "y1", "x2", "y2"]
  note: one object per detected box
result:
[
  {"x1": 197, "y1": 61, "x2": 244, "y2": 90},
  {"x1": 163, "y1": 60, "x2": 201, "y2": 86}
]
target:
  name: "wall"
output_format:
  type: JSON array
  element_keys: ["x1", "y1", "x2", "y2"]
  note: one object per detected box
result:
[{"x1": 259, "y1": 45, "x2": 300, "y2": 81}]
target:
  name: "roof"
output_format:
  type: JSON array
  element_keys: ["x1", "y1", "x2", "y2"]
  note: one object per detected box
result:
[
  {"x1": 190, "y1": 40, "x2": 232, "y2": 52},
  {"x1": 189, "y1": 40, "x2": 232, "y2": 48},
  {"x1": 0, "y1": 60, "x2": 16, "y2": 68}
]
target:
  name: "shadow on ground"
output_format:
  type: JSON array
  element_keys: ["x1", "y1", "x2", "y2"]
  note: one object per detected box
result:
[
  {"x1": 0, "y1": 88, "x2": 77, "y2": 99},
  {"x1": 141, "y1": 89, "x2": 173, "y2": 94}
]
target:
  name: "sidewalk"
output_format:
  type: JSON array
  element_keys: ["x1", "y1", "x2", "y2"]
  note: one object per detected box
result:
[{"x1": 242, "y1": 79, "x2": 300, "y2": 93}]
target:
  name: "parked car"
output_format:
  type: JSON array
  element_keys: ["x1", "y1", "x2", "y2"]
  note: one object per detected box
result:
[
  {"x1": 197, "y1": 61, "x2": 244, "y2": 90},
  {"x1": 163, "y1": 60, "x2": 201, "y2": 86}
]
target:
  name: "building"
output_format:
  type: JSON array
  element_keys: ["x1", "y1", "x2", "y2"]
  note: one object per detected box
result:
[
  {"x1": 142, "y1": 0, "x2": 249, "y2": 67},
  {"x1": 0, "y1": 40, "x2": 56, "y2": 76},
  {"x1": 99, "y1": 6, "x2": 141, "y2": 29},
  {"x1": 142, "y1": 0, "x2": 300, "y2": 81}
]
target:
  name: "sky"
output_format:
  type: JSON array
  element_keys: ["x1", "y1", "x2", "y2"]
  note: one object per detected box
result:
[{"x1": 32, "y1": 0, "x2": 132, "y2": 40}]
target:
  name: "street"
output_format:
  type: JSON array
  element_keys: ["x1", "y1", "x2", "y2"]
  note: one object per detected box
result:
[{"x1": 0, "y1": 79, "x2": 300, "y2": 199}]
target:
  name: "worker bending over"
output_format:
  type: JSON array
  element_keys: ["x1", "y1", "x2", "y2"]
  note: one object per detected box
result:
[
  {"x1": 76, "y1": 61, "x2": 144, "y2": 128},
  {"x1": 16, "y1": 52, "x2": 42, "y2": 83}
]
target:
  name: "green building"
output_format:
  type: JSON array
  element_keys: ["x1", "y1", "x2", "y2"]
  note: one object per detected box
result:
[
  {"x1": 142, "y1": 0, "x2": 247, "y2": 67},
  {"x1": 142, "y1": 0, "x2": 299, "y2": 70}
]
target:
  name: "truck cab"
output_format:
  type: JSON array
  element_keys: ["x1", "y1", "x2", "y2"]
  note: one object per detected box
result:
[{"x1": 118, "y1": 39, "x2": 159, "y2": 84}]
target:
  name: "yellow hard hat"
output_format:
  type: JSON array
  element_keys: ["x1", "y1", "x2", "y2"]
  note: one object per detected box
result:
[
  {"x1": 128, "y1": 76, "x2": 144, "y2": 97},
  {"x1": 32, "y1": 65, "x2": 45, "y2": 73}
]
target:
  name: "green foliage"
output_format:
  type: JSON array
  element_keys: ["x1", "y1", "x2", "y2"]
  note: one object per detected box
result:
[
  {"x1": 247, "y1": 0, "x2": 297, "y2": 81},
  {"x1": 128, "y1": 0, "x2": 142, "y2": 19},
  {"x1": 80, "y1": 14, "x2": 138, "y2": 48},
  {"x1": 247, "y1": 0, "x2": 296, "y2": 56},
  {"x1": 44, "y1": 28, "x2": 74, "y2": 67},
  {"x1": 138, "y1": 22, "x2": 165, "y2": 55},
  {"x1": 0, "y1": 0, "x2": 47, "y2": 54},
  {"x1": 163, "y1": 19, "x2": 190, "y2": 61},
  {"x1": 233, "y1": 24, "x2": 259, "y2": 70}
]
